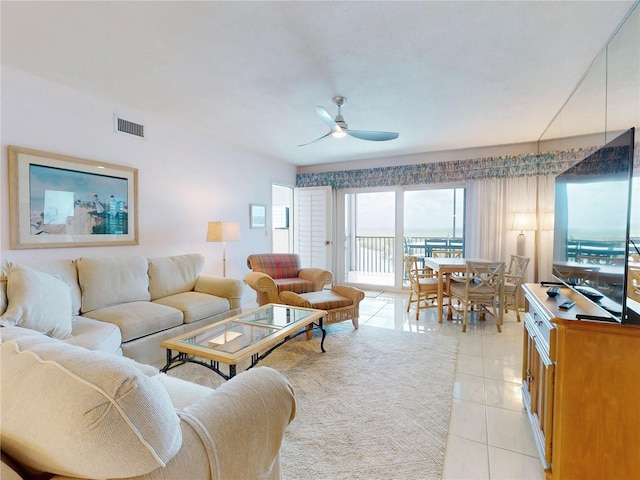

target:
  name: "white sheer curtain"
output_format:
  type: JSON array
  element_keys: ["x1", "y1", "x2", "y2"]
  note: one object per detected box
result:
[
  {"x1": 470, "y1": 178, "x2": 507, "y2": 261},
  {"x1": 468, "y1": 175, "x2": 555, "y2": 284},
  {"x1": 536, "y1": 175, "x2": 555, "y2": 283}
]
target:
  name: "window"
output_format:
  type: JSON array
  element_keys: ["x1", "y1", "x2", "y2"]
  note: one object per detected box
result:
[{"x1": 404, "y1": 188, "x2": 465, "y2": 257}]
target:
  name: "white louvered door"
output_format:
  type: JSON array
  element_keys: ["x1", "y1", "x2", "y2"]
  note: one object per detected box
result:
[{"x1": 294, "y1": 186, "x2": 333, "y2": 271}]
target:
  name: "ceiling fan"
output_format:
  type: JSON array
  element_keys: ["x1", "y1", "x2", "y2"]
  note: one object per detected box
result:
[{"x1": 298, "y1": 96, "x2": 399, "y2": 146}]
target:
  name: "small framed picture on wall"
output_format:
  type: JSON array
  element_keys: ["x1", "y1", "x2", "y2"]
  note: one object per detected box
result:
[{"x1": 250, "y1": 204, "x2": 266, "y2": 229}]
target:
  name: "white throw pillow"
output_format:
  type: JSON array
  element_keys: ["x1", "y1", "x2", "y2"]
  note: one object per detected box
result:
[
  {"x1": 0, "y1": 264, "x2": 72, "y2": 339},
  {"x1": 26, "y1": 259, "x2": 82, "y2": 315}
]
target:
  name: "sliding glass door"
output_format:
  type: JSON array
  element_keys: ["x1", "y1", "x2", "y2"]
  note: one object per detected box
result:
[
  {"x1": 340, "y1": 190, "x2": 397, "y2": 288},
  {"x1": 336, "y1": 186, "x2": 465, "y2": 290}
]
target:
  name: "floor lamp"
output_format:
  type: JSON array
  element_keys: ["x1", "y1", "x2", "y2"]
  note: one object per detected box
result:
[
  {"x1": 509, "y1": 212, "x2": 537, "y2": 309},
  {"x1": 206, "y1": 221, "x2": 241, "y2": 277},
  {"x1": 510, "y1": 212, "x2": 537, "y2": 257}
]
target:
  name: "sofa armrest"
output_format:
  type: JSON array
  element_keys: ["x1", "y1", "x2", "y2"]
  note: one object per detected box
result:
[
  {"x1": 49, "y1": 368, "x2": 295, "y2": 480},
  {"x1": 194, "y1": 275, "x2": 244, "y2": 310},
  {"x1": 178, "y1": 367, "x2": 296, "y2": 480},
  {"x1": 298, "y1": 268, "x2": 333, "y2": 291},
  {"x1": 244, "y1": 272, "x2": 279, "y2": 306}
]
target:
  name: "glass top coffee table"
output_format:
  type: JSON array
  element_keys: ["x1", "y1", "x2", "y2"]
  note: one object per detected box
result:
[{"x1": 160, "y1": 303, "x2": 327, "y2": 380}]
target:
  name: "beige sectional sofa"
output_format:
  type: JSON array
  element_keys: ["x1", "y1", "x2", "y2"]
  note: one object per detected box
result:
[
  {"x1": 0, "y1": 253, "x2": 244, "y2": 366},
  {"x1": 1, "y1": 325, "x2": 296, "y2": 479}
]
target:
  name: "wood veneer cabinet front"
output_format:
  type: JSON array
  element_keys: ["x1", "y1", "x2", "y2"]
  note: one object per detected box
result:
[{"x1": 522, "y1": 284, "x2": 640, "y2": 480}]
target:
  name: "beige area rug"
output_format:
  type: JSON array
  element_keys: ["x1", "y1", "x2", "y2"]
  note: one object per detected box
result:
[{"x1": 167, "y1": 323, "x2": 458, "y2": 480}]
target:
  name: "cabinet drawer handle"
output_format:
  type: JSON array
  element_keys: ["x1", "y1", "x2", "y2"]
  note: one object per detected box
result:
[{"x1": 535, "y1": 319, "x2": 543, "y2": 326}]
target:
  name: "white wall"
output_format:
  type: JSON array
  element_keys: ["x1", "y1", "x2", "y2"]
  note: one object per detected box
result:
[{"x1": 0, "y1": 67, "x2": 296, "y2": 303}]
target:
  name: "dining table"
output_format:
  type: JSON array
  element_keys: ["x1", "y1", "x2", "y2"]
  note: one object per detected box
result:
[{"x1": 422, "y1": 257, "x2": 489, "y2": 322}]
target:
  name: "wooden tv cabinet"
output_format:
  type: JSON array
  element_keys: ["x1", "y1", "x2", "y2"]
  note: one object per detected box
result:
[{"x1": 522, "y1": 283, "x2": 640, "y2": 480}]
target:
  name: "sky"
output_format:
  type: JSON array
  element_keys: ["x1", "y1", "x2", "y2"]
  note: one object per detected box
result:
[
  {"x1": 566, "y1": 178, "x2": 640, "y2": 239},
  {"x1": 353, "y1": 189, "x2": 464, "y2": 237},
  {"x1": 350, "y1": 178, "x2": 639, "y2": 241}
]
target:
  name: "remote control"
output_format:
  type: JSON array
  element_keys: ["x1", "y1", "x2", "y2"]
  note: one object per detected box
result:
[
  {"x1": 559, "y1": 300, "x2": 575, "y2": 309},
  {"x1": 546, "y1": 286, "x2": 560, "y2": 297}
]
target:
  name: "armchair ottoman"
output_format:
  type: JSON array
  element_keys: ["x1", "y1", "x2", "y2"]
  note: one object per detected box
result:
[{"x1": 279, "y1": 285, "x2": 365, "y2": 339}]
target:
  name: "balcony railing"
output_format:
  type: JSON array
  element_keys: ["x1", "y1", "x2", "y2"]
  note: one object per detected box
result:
[
  {"x1": 347, "y1": 236, "x2": 636, "y2": 277},
  {"x1": 566, "y1": 239, "x2": 627, "y2": 260},
  {"x1": 349, "y1": 236, "x2": 465, "y2": 274}
]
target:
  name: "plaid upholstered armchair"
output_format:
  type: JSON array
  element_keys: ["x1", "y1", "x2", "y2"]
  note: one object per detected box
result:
[{"x1": 244, "y1": 254, "x2": 333, "y2": 306}]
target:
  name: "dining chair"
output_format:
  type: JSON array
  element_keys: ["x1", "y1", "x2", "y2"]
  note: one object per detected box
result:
[
  {"x1": 553, "y1": 264, "x2": 601, "y2": 290},
  {"x1": 449, "y1": 261, "x2": 505, "y2": 332},
  {"x1": 404, "y1": 255, "x2": 439, "y2": 320},
  {"x1": 503, "y1": 255, "x2": 530, "y2": 322},
  {"x1": 432, "y1": 250, "x2": 465, "y2": 286},
  {"x1": 432, "y1": 250, "x2": 462, "y2": 258},
  {"x1": 628, "y1": 266, "x2": 640, "y2": 302}
]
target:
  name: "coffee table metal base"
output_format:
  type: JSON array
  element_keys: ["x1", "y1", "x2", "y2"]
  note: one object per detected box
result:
[{"x1": 161, "y1": 319, "x2": 326, "y2": 380}]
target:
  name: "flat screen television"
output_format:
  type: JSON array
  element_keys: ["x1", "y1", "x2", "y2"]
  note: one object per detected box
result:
[{"x1": 552, "y1": 127, "x2": 640, "y2": 325}]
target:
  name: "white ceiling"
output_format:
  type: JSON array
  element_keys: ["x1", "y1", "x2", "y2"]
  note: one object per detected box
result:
[{"x1": 1, "y1": 1, "x2": 636, "y2": 167}]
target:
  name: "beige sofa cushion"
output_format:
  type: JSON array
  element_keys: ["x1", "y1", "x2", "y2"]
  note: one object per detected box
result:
[
  {"x1": 0, "y1": 264, "x2": 72, "y2": 339},
  {"x1": 153, "y1": 291, "x2": 231, "y2": 323},
  {"x1": 84, "y1": 301, "x2": 183, "y2": 343},
  {"x1": 0, "y1": 327, "x2": 181, "y2": 479},
  {"x1": 77, "y1": 255, "x2": 151, "y2": 313},
  {"x1": 65, "y1": 316, "x2": 123, "y2": 353},
  {"x1": 148, "y1": 253, "x2": 204, "y2": 301}
]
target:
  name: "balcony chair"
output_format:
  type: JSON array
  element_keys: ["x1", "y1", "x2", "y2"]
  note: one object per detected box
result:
[
  {"x1": 244, "y1": 253, "x2": 333, "y2": 306},
  {"x1": 449, "y1": 261, "x2": 505, "y2": 333},
  {"x1": 404, "y1": 255, "x2": 440, "y2": 320},
  {"x1": 503, "y1": 255, "x2": 530, "y2": 322},
  {"x1": 576, "y1": 254, "x2": 625, "y2": 265}
]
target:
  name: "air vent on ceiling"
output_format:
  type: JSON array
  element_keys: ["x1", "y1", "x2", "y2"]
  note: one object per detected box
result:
[{"x1": 114, "y1": 115, "x2": 144, "y2": 138}]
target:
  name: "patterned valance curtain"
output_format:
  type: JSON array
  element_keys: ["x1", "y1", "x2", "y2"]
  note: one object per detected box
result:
[
  {"x1": 296, "y1": 149, "x2": 594, "y2": 190},
  {"x1": 297, "y1": 143, "x2": 637, "y2": 287}
]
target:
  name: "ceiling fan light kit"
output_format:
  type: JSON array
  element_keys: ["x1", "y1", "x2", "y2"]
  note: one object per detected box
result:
[
  {"x1": 298, "y1": 96, "x2": 399, "y2": 146},
  {"x1": 332, "y1": 129, "x2": 347, "y2": 139}
]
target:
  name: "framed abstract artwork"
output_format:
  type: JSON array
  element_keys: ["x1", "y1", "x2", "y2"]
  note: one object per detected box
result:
[
  {"x1": 8, "y1": 146, "x2": 139, "y2": 249},
  {"x1": 250, "y1": 204, "x2": 266, "y2": 229}
]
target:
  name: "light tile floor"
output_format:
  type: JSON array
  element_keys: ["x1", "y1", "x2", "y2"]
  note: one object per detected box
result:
[{"x1": 356, "y1": 290, "x2": 545, "y2": 480}]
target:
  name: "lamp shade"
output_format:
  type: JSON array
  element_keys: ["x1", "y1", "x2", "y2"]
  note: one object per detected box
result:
[
  {"x1": 206, "y1": 221, "x2": 241, "y2": 242},
  {"x1": 509, "y1": 212, "x2": 537, "y2": 232}
]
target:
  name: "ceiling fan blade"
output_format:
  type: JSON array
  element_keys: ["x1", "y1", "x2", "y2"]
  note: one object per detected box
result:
[
  {"x1": 297, "y1": 131, "x2": 333, "y2": 147},
  {"x1": 347, "y1": 130, "x2": 399, "y2": 141},
  {"x1": 315, "y1": 106, "x2": 338, "y2": 129}
]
